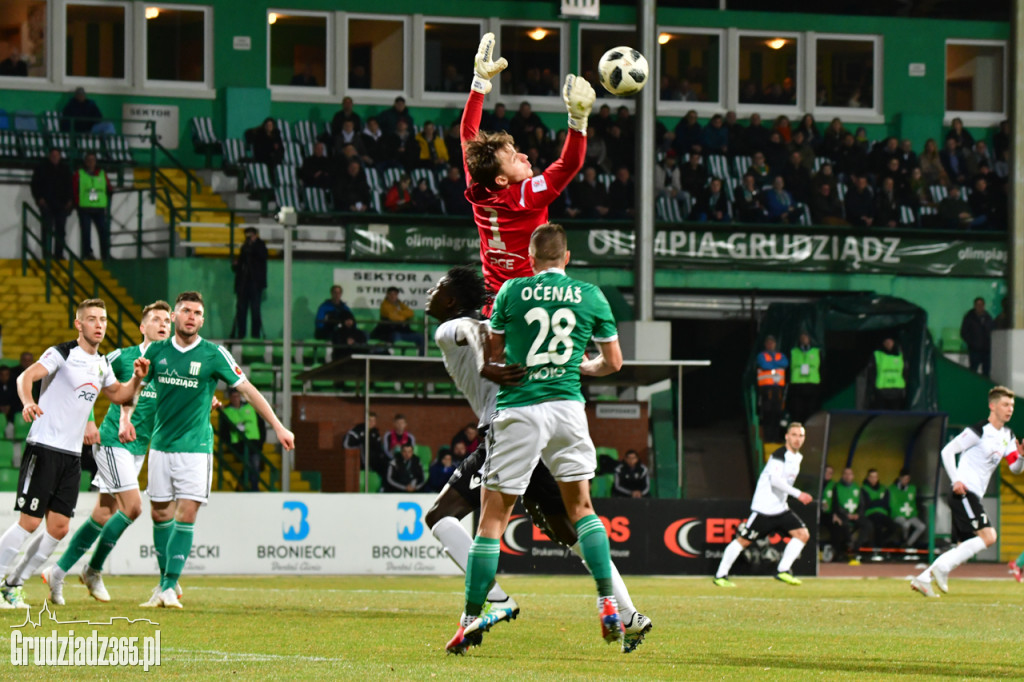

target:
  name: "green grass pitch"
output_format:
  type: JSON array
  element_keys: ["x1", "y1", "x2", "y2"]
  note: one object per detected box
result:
[{"x1": 2, "y1": 573, "x2": 1022, "y2": 679}]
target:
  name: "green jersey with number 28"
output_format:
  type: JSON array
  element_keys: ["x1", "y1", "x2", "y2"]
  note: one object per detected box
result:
[{"x1": 489, "y1": 268, "x2": 618, "y2": 410}]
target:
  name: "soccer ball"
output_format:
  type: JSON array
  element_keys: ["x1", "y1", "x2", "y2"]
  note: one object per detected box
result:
[{"x1": 597, "y1": 47, "x2": 649, "y2": 96}]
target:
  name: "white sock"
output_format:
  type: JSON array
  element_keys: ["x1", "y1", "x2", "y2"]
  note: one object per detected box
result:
[
  {"x1": 49, "y1": 565, "x2": 67, "y2": 583},
  {"x1": 0, "y1": 524, "x2": 32, "y2": 578},
  {"x1": 432, "y1": 516, "x2": 508, "y2": 602},
  {"x1": 934, "y1": 536, "x2": 987, "y2": 574},
  {"x1": 11, "y1": 532, "x2": 61, "y2": 585},
  {"x1": 716, "y1": 540, "x2": 744, "y2": 579},
  {"x1": 571, "y1": 541, "x2": 636, "y2": 621},
  {"x1": 777, "y1": 538, "x2": 806, "y2": 573}
]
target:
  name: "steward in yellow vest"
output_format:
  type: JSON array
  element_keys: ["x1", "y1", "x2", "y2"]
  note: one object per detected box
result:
[
  {"x1": 72, "y1": 152, "x2": 111, "y2": 259},
  {"x1": 789, "y1": 331, "x2": 822, "y2": 423},
  {"x1": 868, "y1": 337, "x2": 906, "y2": 410}
]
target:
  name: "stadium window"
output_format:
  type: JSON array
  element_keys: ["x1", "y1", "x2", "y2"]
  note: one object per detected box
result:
[
  {"x1": 945, "y1": 40, "x2": 1006, "y2": 122},
  {"x1": 498, "y1": 23, "x2": 565, "y2": 100},
  {"x1": 579, "y1": 25, "x2": 636, "y2": 99},
  {"x1": 0, "y1": 0, "x2": 47, "y2": 79},
  {"x1": 346, "y1": 15, "x2": 406, "y2": 93},
  {"x1": 423, "y1": 20, "x2": 483, "y2": 95},
  {"x1": 657, "y1": 30, "x2": 723, "y2": 107},
  {"x1": 144, "y1": 5, "x2": 210, "y2": 86},
  {"x1": 65, "y1": 2, "x2": 128, "y2": 80},
  {"x1": 812, "y1": 36, "x2": 879, "y2": 114},
  {"x1": 736, "y1": 32, "x2": 801, "y2": 112},
  {"x1": 268, "y1": 10, "x2": 329, "y2": 90}
]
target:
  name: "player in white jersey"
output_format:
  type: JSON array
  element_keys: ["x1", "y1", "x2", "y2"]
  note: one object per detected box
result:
[
  {"x1": 912, "y1": 386, "x2": 1024, "y2": 597},
  {"x1": 713, "y1": 422, "x2": 814, "y2": 587},
  {"x1": 0, "y1": 299, "x2": 149, "y2": 608},
  {"x1": 423, "y1": 267, "x2": 652, "y2": 653}
]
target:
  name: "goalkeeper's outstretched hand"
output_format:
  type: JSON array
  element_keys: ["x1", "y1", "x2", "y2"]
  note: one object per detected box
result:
[
  {"x1": 472, "y1": 32, "x2": 507, "y2": 94},
  {"x1": 563, "y1": 74, "x2": 596, "y2": 133}
]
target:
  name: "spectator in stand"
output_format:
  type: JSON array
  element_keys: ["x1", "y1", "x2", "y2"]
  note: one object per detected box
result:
[
  {"x1": 772, "y1": 115, "x2": 792, "y2": 143},
  {"x1": 946, "y1": 117, "x2": 975, "y2": 150},
  {"x1": 333, "y1": 317, "x2": 368, "y2": 358},
  {"x1": 72, "y1": 151, "x2": 113, "y2": 260},
  {"x1": 743, "y1": 113, "x2": 771, "y2": 155},
  {"x1": 700, "y1": 114, "x2": 729, "y2": 156},
  {"x1": 415, "y1": 121, "x2": 449, "y2": 170},
  {"x1": 31, "y1": 147, "x2": 73, "y2": 260},
  {"x1": 441, "y1": 63, "x2": 466, "y2": 92},
  {"x1": 654, "y1": 150, "x2": 686, "y2": 209},
  {"x1": 835, "y1": 132, "x2": 869, "y2": 181},
  {"x1": 789, "y1": 130, "x2": 816, "y2": 171},
  {"x1": 570, "y1": 167, "x2": 611, "y2": 220},
  {"x1": 724, "y1": 111, "x2": 745, "y2": 156},
  {"x1": 889, "y1": 469, "x2": 926, "y2": 548},
  {"x1": 584, "y1": 126, "x2": 611, "y2": 173},
  {"x1": 880, "y1": 157, "x2": 910, "y2": 202},
  {"x1": 529, "y1": 126, "x2": 557, "y2": 169},
  {"x1": 659, "y1": 74, "x2": 683, "y2": 101},
  {"x1": 482, "y1": 103, "x2": 510, "y2": 133},
  {"x1": 898, "y1": 139, "x2": 919, "y2": 174},
  {"x1": 821, "y1": 118, "x2": 846, "y2": 159},
  {"x1": 940, "y1": 137, "x2": 968, "y2": 186},
  {"x1": 967, "y1": 140, "x2": 994, "y2": 180},
  {"x1": 690, "y1": 177, "x2": 730, "y2": 223},
  {"x1": 812, "y1": 161, "x2": 838, "y2": 195},
  {"x1": 588, "y1": 103, "x2": 613, "y2": 137},
  {"x1": 907, "y1": 167, "x2": 932, "y2": 212},
  {"x1": 384, "y1": 174, "x2": 414, "y2": 213},
  {"x1": 968, "y1": 177, "x2": 1001, "y2": 229},
  {"x1": 348, "y1": 64, "x2": 370, "y2": 89},
  {"x1": 781, "y1": 151, "x2": 812, "y2": 203},
  {"x1": 746, "y1": 151, "x2": 771, "y2": 188},
  {"x1": 679, "y1": 151, "x2": 708, "y2": 199},
  {"x1": 756, "y1": 335, "x2": 788, "y2": 442},
  {"x1": 299, "y1": 142, "x2": 334, "y2": 190},
  {"x1": 993, "y1": 119, "x2": 1010, "y2": 160},
  {"x1": 373, "y1": 287, "x2": 423, "y2": 354},
  {"x1": 845, "y1": 175, "x2": 875, "y2": 227},
  {"x1": 450, "y1": 440, "x2": 468, "y2": 463},
  {"x1": 607, "y1": 166, "x2": 635, "y2": 220},
  {"x1": 376, "y1": 96, "x2": 415, "y2": 136},
  {"x1": 384, "y1": 443, "x2": 425, "y2": 492},
  {"x1": 604, "y1": 125, "x2": 632, "y2": 173},
  {"x1": 331, "y1": 96, "x2": 363, "y2": 138},
  {"x1": 961, "y1": 297, "x2": 995, "y2": 376},
  {"x1": 739, "y1": 80, "x2": 759, "y2": 104},
  {"x1": 796, "y1": 114, "x2": 821, "y2": 153},
  {"x1": 612, "y1": 450, "x2": 650, "y2": 498},
  {"x1": 937, "y1": 186, "x2": 973, "y2": 229},
  {"x1": 919, "y1": 139, "x2": 949, "y2": 187},
  {"x1": 232, "y1": 227, "x2": 268, "y2": 339},
  {"x1": 332, "y1": 119, "x2": 367, "y2": 160},
  {"x1": 451, "y1": 424, "x2": 481, "y2": 454},
  {"x1": 412, "y1": 177, "x2": 443, "y2": 214},
  {"x1": 764, "y1": 176, "x2": 799, "y2": 224},
  {"x1": 334, "y1": 159, "x2": 372, "y2": 212},
  {"x1": 869, "y1": 137, "x2": 900, "y2": 179},
  {"x1": 867, "y1": 337, "x2": 907, "y2": 410},
  {"x1": 0, "y1": 47, "x2": 28, "y2": 76},
  {"x1": 379, "y1": 118, "x2": 420, "y2": 172},
  {"x1": 764, "y1": 132, "x2": 789, "y2": 175},
  {"x1": 444, "y1": 121, "x2": 463, "y2": 170},
  {"x1": 809, "y1": 182, "x2": 846, "y2": 226},
  {"x1": 853, "y1": 127, "x2": 870, "y2": 152},
  {"x1": 314, "y1": 285, "x2": 355, "y2": 341},
  {"x1": 439, "y1": 166, "x2": 472, "y2": 215},
  {"x1": 61, "y1": 87, "x2": 105, "y2": 134},
  {"x1": 426, "y1": 451, "x2": 456, "y2": 493},
  {"x1": 221, "y1": 389, "x2": 263, "y2": 491},
  {"x1": 615, "y1": 105, "x2": 635, "y2": 141},
  {"x1": 874, "y1": 176, "x2": 901, "y2": 228},
  {"x1": 360, "y1": 118, "x2": 385, "y2": 166},
  {"x1": 734, "y1": 173, "x2": 766, "y2": 223},
  {"x1": 673, "y1": 110, "x2": 703, "y2": 156},
  {"x1": 249, "y1": 117, "x2": 284, "y2": 171},
  {"x1": 383, "y1": 414, "x2": 416, "y2": 455},
  {"x1": 343, "y1": 412, "x2": 388, "y2": 477},
  {"x1": 508, "y1": 101, "x2": 545, "y2": 151}
]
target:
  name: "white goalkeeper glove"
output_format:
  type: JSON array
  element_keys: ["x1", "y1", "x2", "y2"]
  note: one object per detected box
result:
[
  {"x1": 471, "y1": 32, "x2": 507, "y2": 95},
  {"x1": 563, "y1": 74, "x2": 596, "y2": 133}
]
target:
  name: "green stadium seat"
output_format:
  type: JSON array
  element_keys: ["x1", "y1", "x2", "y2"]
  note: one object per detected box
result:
[
  {"x1": 311, "y1": 380, "x2": 336, "y2": 392},
  {"x1": 0, "y1": 468, "x2": 18, "y2": 492},
  {"x1": 595, "y1": 446, "x2": 619, "y2": 460},
  {"x1": 0, "y1": 441, "x2": 12, "y2": 468},
  {"x1": 248, "y1": 363, "x2": 276, "y2": 390},
  {"x1": 414, "y1": 444, "x2": 433, "y2": 470},
  {"x1": 270, "y1": 342, "x2": 285, "y2": 365},
  {"x1": 940, "y1": 327, "x2": 965, "y2": 353},
  {"x1": 12, "y1": 413, "x2": 29, "y2": 441},
  {"x1": 591, "y1": 474, "x2": 613, "y2": 498},
  {"x1": 0, "y1": 413, "x2": 7, "y2": 438},
  {"x1": 241, "y1": 339, "x2": 266, "y2": 364},
  {"x1": 360, "y1": 469, "x2": 382, "y2": 493},
  {"x1": 302, "y1": 339, "x2": 325, "y2": 366}
]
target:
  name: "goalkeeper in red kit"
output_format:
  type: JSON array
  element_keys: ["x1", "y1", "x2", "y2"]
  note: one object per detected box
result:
[{"x1": 462, "y1": 33, "x2": 594, "y2": 312}]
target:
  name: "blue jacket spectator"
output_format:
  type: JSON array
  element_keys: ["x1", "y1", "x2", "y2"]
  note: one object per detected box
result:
[
  {"x1": 700, "y1": 114, "x2": 729, "y2": 156},
  {"x1": 315, "y1": 285, "x2": 355, "y2": 340},
  {"x1": 62, "y1": 87, "x2": 104, "y2": 134},
  {"x1": 426, "y1": 451, "x2": 456, "y2": 492},
  {"x1": 763, "y1": 177, "x2": 799, "y2": 223},
  {"x1": 673, "y1": 110, "x2": 703, "y2": 155}
]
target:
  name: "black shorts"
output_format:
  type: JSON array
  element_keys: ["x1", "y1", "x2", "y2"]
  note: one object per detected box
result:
[
  {"x1": 15, "y1": 444, "x2": 81, "y2": 519},
  {"x1": 736, "y1": 509, "x2": 805, "y2": 542},
  {"x1": 950, "y1": 491, "x2": 991, "y2": 539},
  {"x1": 448, "y1": 428, "x2": 566, "y2": 519}
]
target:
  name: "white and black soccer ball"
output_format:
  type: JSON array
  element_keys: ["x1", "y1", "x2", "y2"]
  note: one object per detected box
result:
[{"x1": 597, "y1": 47, "x2": 649, "y2": 96}]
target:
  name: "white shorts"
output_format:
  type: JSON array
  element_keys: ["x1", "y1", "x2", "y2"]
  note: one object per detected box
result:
[
  {"x1": 93, "y1": 445, "x2": 145, "y2": 494},
  {"x1": 484, "y1": 400, "x2": 596, "y2": 495},
  {"x1": 146, "y1": 450, "x2": 212, "y2": 505}
]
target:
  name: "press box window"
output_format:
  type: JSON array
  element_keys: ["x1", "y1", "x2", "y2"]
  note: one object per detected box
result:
[
  {"x1": 658, "y1": 31, "x2": 721, "y2": 103},
  {"x1": 146, "y1": 6, "x2": 207, "y2": 83},
  {"x1": 580, "y1": 27, "x2": 635, "y2": 97},
  {"x1": 348, "y1": 17, "x2": 404, "y2": 91},
  {"x1": 815, "y1": 38, "x2": 875, "y2": 109},
  {"x1": 738, "y1": 35, "x2": 798, "y2": 106},
  {"x1": 0, "y1": 0, "x2": 47, "y2": 77},
  {"x1": 946, "y1": 42, "x2": 1005, "y2": 114},
  {"x1": 66, "y1": 2, "x2": 126, "y2": 79},
  {"x1": 269, "y1": 11, "x2": 328, "y2": 88},
  {"x1": 499, "y1": 24, "x2": 562, "y2": 97},
  {"x1": 424, "y1": 21, "x2": 480, "y2": 93}
]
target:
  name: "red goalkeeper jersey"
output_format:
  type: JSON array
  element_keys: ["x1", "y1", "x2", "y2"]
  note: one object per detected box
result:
[{"x1": 462, "y1": 90, "x2": 585, "y2": 296}]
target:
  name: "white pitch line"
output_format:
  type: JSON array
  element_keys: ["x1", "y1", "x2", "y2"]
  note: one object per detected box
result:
[{"x1": 162, "y1": 647, "x2": 346, "y2": 663}]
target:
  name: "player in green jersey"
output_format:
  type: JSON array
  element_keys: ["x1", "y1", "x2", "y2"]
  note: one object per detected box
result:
[
  {"x1": 139, "y1": 291, "x2": 295, "y2": 609},
  {"x1": 41, "y1": 301, "x2": 172, "y2": 605},
  {"x1": 446, "y1": 223, "x2": 625, "y2": 654}
]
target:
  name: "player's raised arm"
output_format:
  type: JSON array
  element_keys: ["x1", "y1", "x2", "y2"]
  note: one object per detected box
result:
[
  {"x1": 101, "y1": 357, "x2": 148, "y2": 405},
  {"x1": 461, "y1": 32, "x2": 508, "y2": 168}
]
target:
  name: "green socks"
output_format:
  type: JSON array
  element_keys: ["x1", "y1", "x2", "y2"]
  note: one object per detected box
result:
[
  {"x1": 56, "y1": 517, "x2": 103, "y2": 572},
  {"x1": 153, "y1": 519, "x2": 175, "y2": 579},
  {"x1": 1016, "y1": 551, "x2": 1024, "y2": 569},
  {"x1": 160, "y1": 521, "x2": 193, "y2": 591},
  {"x1": 575, "y1": 514, "x2": 614, "y2": 597},
  {"x1": 464, "y1": 536, "x2": 501, "y2": 617},
  {"x1": 89, "y1": 511, "x2": 133, "y2": 572}
]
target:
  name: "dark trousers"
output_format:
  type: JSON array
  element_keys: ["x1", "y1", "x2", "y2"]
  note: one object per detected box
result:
[
  {"x1": 233, "y1": 281, "x2": 263, "y2": 338},
  {"x1": 870, "y1": 389, "x2": 905, "y2": 411},
  {"x1": 968, "y1": 349, "x2": 991, "y2": 377},
  {"x1": 77, "y1": 207, "x2": 110, "y2": 259},
  {"x1": 787, "y1": 383, "x2": 820, "y2": 423},
  {"x1": 40, "y1": 205, "x2": 69, "y2": 259},
  {"x1": 758, "y1": 385, "x2": 785, "y2": 441},
  {"x1": 865, "y1": 513, "x2": 898, "y2": 547},
  {"x1": 231, "y1": 440, "x2": 262, "y2": 491}
]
